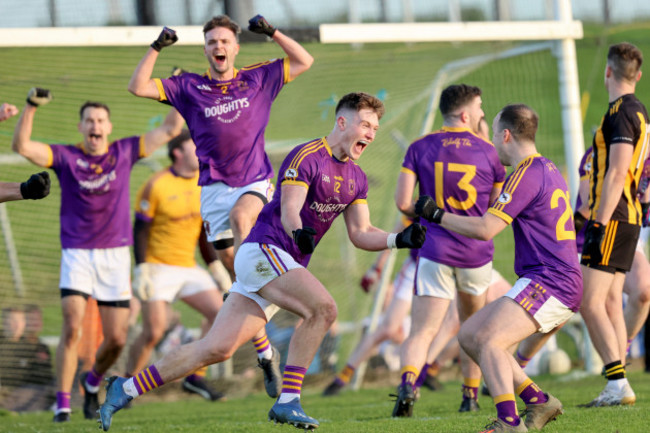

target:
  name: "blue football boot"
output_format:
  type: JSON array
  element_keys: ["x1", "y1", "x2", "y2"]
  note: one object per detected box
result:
[
  {"x1": 98, "y1": 376, "x2": 133, "y2": 431},
  {"x1": 268, "y1": 398, "x2": 319, "y2": 430}
]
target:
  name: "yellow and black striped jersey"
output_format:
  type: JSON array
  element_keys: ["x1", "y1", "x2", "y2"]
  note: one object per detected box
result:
[{"x1": 590, "y1": 93, "x2": 650, "y2": 225}]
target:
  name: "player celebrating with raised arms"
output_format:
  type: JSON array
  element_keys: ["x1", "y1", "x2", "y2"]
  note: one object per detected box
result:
[
  {"x1": 128, "y1": 14, "x2": 313, "y2": 395},
  {"x1": 11, "y1": 88, "x2": 184, "y2": 423},
  {"x1": 416, "y1": 104, "x2": 581, "y2": 432},
  {"x1": 99, "y1": 92, "x2": 426, "y2": 431}
]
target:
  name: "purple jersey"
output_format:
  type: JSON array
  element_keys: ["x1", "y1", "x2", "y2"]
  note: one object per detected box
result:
[
  {"x1": 48, "y1": 136, "x2": 144, "y2": 249},
  {"x1": 246, "y1": 137, "x2": 368, "y2": 266},
  {"x1": 488, "y1": 154, "x2": 583, "y2": 310},
  {"x1": 575, "y1": 147, "x2": 593, "y2": 251},
  {"x1": 155, "y1": 58, "x2": 289, "y2": 187},
  {"x1": 402, "y1": 127, "x2": 506, "y2": 267}
]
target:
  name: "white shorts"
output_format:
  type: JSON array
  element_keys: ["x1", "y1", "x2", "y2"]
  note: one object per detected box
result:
[
  {"x1": 147, "y1": 263, "x2": 216, "y2": 303},
  {"x1": 201, "y1": 179, "x2": 274, "y2": 242},
  {"x1": 60, "y1": 247, "x2": 131, "y2": 302},
  {"x1": 505, "y1": 277, "x2": 575, "y2": 333},
  {"x1": 229, "y1": 242, "x2": 303, "y2": 320},
  {"x1": 393, "y1": 256, "x2": 416, "y2": 302},
  {"x1": 414, "y1": 257, "x2": 491, "y2": 299}
]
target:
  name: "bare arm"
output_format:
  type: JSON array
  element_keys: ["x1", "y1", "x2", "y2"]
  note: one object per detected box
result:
[
  {"x1": 280, "y1": 184, "x2": 309, "y2": 236},
  {"x1": 576, "y1": 176, "x2": 590, "y2": 217},
  {"x1": 439, "y1": 211, "x2": 508, "y2": 241},
  {"x1": 0, "y1": 183, "x2": 24, "y2": 203},
  {"x1": 133, "y1": 218, "x2": 151, "y2": 265},
  {"x1": 395, "y1": 170, "x2": 418, "y2": 217},
  {"x1": 272, "y1": 30, "x2": 314, "y2": 81},
  {"x1": 11, "y1": 105, "x2": 52, "y2": 167},
  {"x1": 594, "y1": 143, "x2": 632, "y2": 225},
  {"x1": 128, "y1": 48, "x2": 162, "y2": 99},
  {"x1": 343, "y1": 202, "x2": 392, "y2": 251},
  {"x1": 142, "y1": 108, "x2": 185, "y2": 156}
]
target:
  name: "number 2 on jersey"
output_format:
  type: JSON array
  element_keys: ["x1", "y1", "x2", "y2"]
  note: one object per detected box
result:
[
  {"x1": 551, "y1": 189, "x2": 575, "y2": 241},
  {"x1": 434, "y1": 162, "x2": 477, "y2": 211}
]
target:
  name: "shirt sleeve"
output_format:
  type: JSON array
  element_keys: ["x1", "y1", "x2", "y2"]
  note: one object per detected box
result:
[
  {"x1": 243, "y1": 58, "x2": 286, "y2": 101},
  {"x1": 350, "y1": 170, "x2": 369, "y2": 205},
  {"x1": 135, "y1": 176, "x2": 158, "y2": 222},
  {"x1": 579, "y1": 148, "x2": 593, "y2": 180},
  {"x1": 488, "y1": 160, "x2": 541, "y2": 225},
  {"x1": 401, "y1": 142, "x2": 419, "y2": 178},
  {"x1": 279, "y1": 142, "x2": 321, "y2": 189},
  {"x1": 611, "y1": 106, "x2": 641, "y2": 145}
]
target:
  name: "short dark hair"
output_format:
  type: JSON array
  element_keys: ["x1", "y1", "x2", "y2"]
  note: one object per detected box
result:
[
  {"x1": 168, "y1": 129, "x2": 192, "y2": 162},
  {"x1": 439, "y1": 84, "x2": 482, "y2": 118},
  {"x1": 498, "y1": 104, "x2": 539, "y2": 143},
  {"x1": 335, "y1": 92, "x2": 385, "y2": 120},
  {"x1": 608, "y1": 42, "x2": 643, "y2": 82},
  {"x1": 203, "y1": 15, "x2": 241, "y2": 41},
  {"x1": 79, "y1": 101, "x2": 110, "y2": 120}
]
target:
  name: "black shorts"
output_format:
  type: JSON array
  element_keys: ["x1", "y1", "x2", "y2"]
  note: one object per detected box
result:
[{"x1": 580, "y1": 220, "x2": 640, "y2": 273}]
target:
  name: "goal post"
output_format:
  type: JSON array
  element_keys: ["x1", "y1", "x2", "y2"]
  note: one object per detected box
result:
[{"x1": 337, "y1": 0, "x2": 588, "y2": 388}]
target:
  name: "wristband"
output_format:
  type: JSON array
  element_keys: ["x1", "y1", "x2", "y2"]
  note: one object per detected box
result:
[{"x1": 386, "y1": 233, "x2": 397, "y2": 249}]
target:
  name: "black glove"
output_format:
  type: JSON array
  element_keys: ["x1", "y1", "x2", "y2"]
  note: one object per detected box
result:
[
  {"x1": 248, "y1": 15, "x2": 276, "y2": 37},
  {"x1": 20, "y1": 171, "x2": 50, "y2": 200},
  {"x1": 26, "y1": 88, "x2": 52, "y2": 107},
  {"x1": 415, "y1": 195, "x2": 445, "y2": 224},
  {"x1": 151, "y1": 27, "x2": 178, "y2": 52},
  {"x1": 171, "y1": 66, "x2": 188, "y2": 77},
  {"x1": 582, "y1": 221, "x2": 606, "y2": 265},
  {"x1": 293, "y1": 227, "x2": 317, "y2": 255},
  {"x1": 574, "y1": 210, "x2": 587, "y2": 233},
  {"x1": 395, "y1": 223, "x2": 427, "y2": 249},
  {"x1": 642, "y1": 202, "x2": 650, "y2": 227}
]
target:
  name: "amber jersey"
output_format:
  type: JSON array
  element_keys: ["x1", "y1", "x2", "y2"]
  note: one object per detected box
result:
[
  {"x1": 135, "y1": 167, "x2": 202, "y2": 267},
  {"x1": 590, "y1": 93, "x2": 650, "y2": 224}
]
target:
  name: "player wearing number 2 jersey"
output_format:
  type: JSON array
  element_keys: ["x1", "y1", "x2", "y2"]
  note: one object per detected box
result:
[
  {"x1": 393, "y1": 84, "x2": 505, "y2": 417},
  {"x1": 417, "y1": 104, "x2": 581, "y2": 432}
]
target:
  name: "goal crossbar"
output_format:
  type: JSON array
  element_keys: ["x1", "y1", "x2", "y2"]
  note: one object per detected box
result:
[{"x1": 319, "y1": 21, "x2": 583, "y2": 44}]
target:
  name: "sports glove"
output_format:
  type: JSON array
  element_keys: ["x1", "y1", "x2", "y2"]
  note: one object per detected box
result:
[
  {"x1": 581, "y1": 221, "x2": 606, "y2": 266},
  {"x1": 171, "y1": 66, "x2": 189, "y2": 77},
  {"x1": 573, "y1": 210, "x2": 587, "y2": 233},
  {"x1": 395, "y1": 223, "x2": 427, "y2": 249},
  {"x1": 415, "y1": 195, "x2": 445, "y2": 224},
  {"x1": 360, "y1": 265, "x2": 382, "y2": 293},
  {"x1": 20, "y1": 171, "x2": 50, "y2": 200},
  {"x1": 248, "y1": 15, "x2": 276, "y2": 37},
  {"x1": 151, "y1": 27, "x2": 178, "y2": 52},
  {"x1": 293, "y1": 226, "x2": 317, "y2": 255},
  {"x1": 26, "y1": 88, "x2": 52, "y2": 107},
  {"x1": 132, "y1": 263, "x2": 154, "y2": 301},
  {"x1": 642, "y1": 202, "x2": 650, "y2": 227}
]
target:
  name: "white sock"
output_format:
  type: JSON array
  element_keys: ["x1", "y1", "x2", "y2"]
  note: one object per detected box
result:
[
  {"x1": 277, "y1": 392, "x2": 300, "y2": 404},
  {"x1": 85, "y1": 381, "x2": 100, "y2": 394},
  {"x1": 606, "y1": 378, "x2": 628, "y2": 392},
  {"x1": 123, "y1": 377, "x2": 139, "y2": 398},
  {"x1": 257, "y1": 345, "x2": 273, "y2": 361}
]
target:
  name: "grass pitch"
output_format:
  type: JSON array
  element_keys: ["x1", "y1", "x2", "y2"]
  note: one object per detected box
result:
[{"x1": 1, "y1": 369, "x2": 647, "y2": 432}]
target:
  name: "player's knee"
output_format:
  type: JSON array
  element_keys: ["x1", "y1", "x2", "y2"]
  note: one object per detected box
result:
[
  {"x1": 61, "y1": 323, "x2": 83, "y2": 345},
  {"x1": 634, "y1": 284, "x2": 650, "y2": 304},
  {"x1": 104, "y1": 332, "x2": 128, "y2": 350},
  {"x1": 143, "y1": 327, "x2": 165, "y2": 346},
  {"x1": 317, "y1": 300, "x2": 338, "y2": 327},
  {"x1": 204, "y1": 343, "x2": 235, "y2": 364},
  {"x1": 458, "y1": 325, "x2": 481, "y2": 353}
]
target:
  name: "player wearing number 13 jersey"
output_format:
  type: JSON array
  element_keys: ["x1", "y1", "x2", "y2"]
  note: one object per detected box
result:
[
  {"x1": 416, "y1": 104, "x2": 581, "y2": 432},
  {"x1": 393, "y1": 84, "x2": 505, "y2": 417}
]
